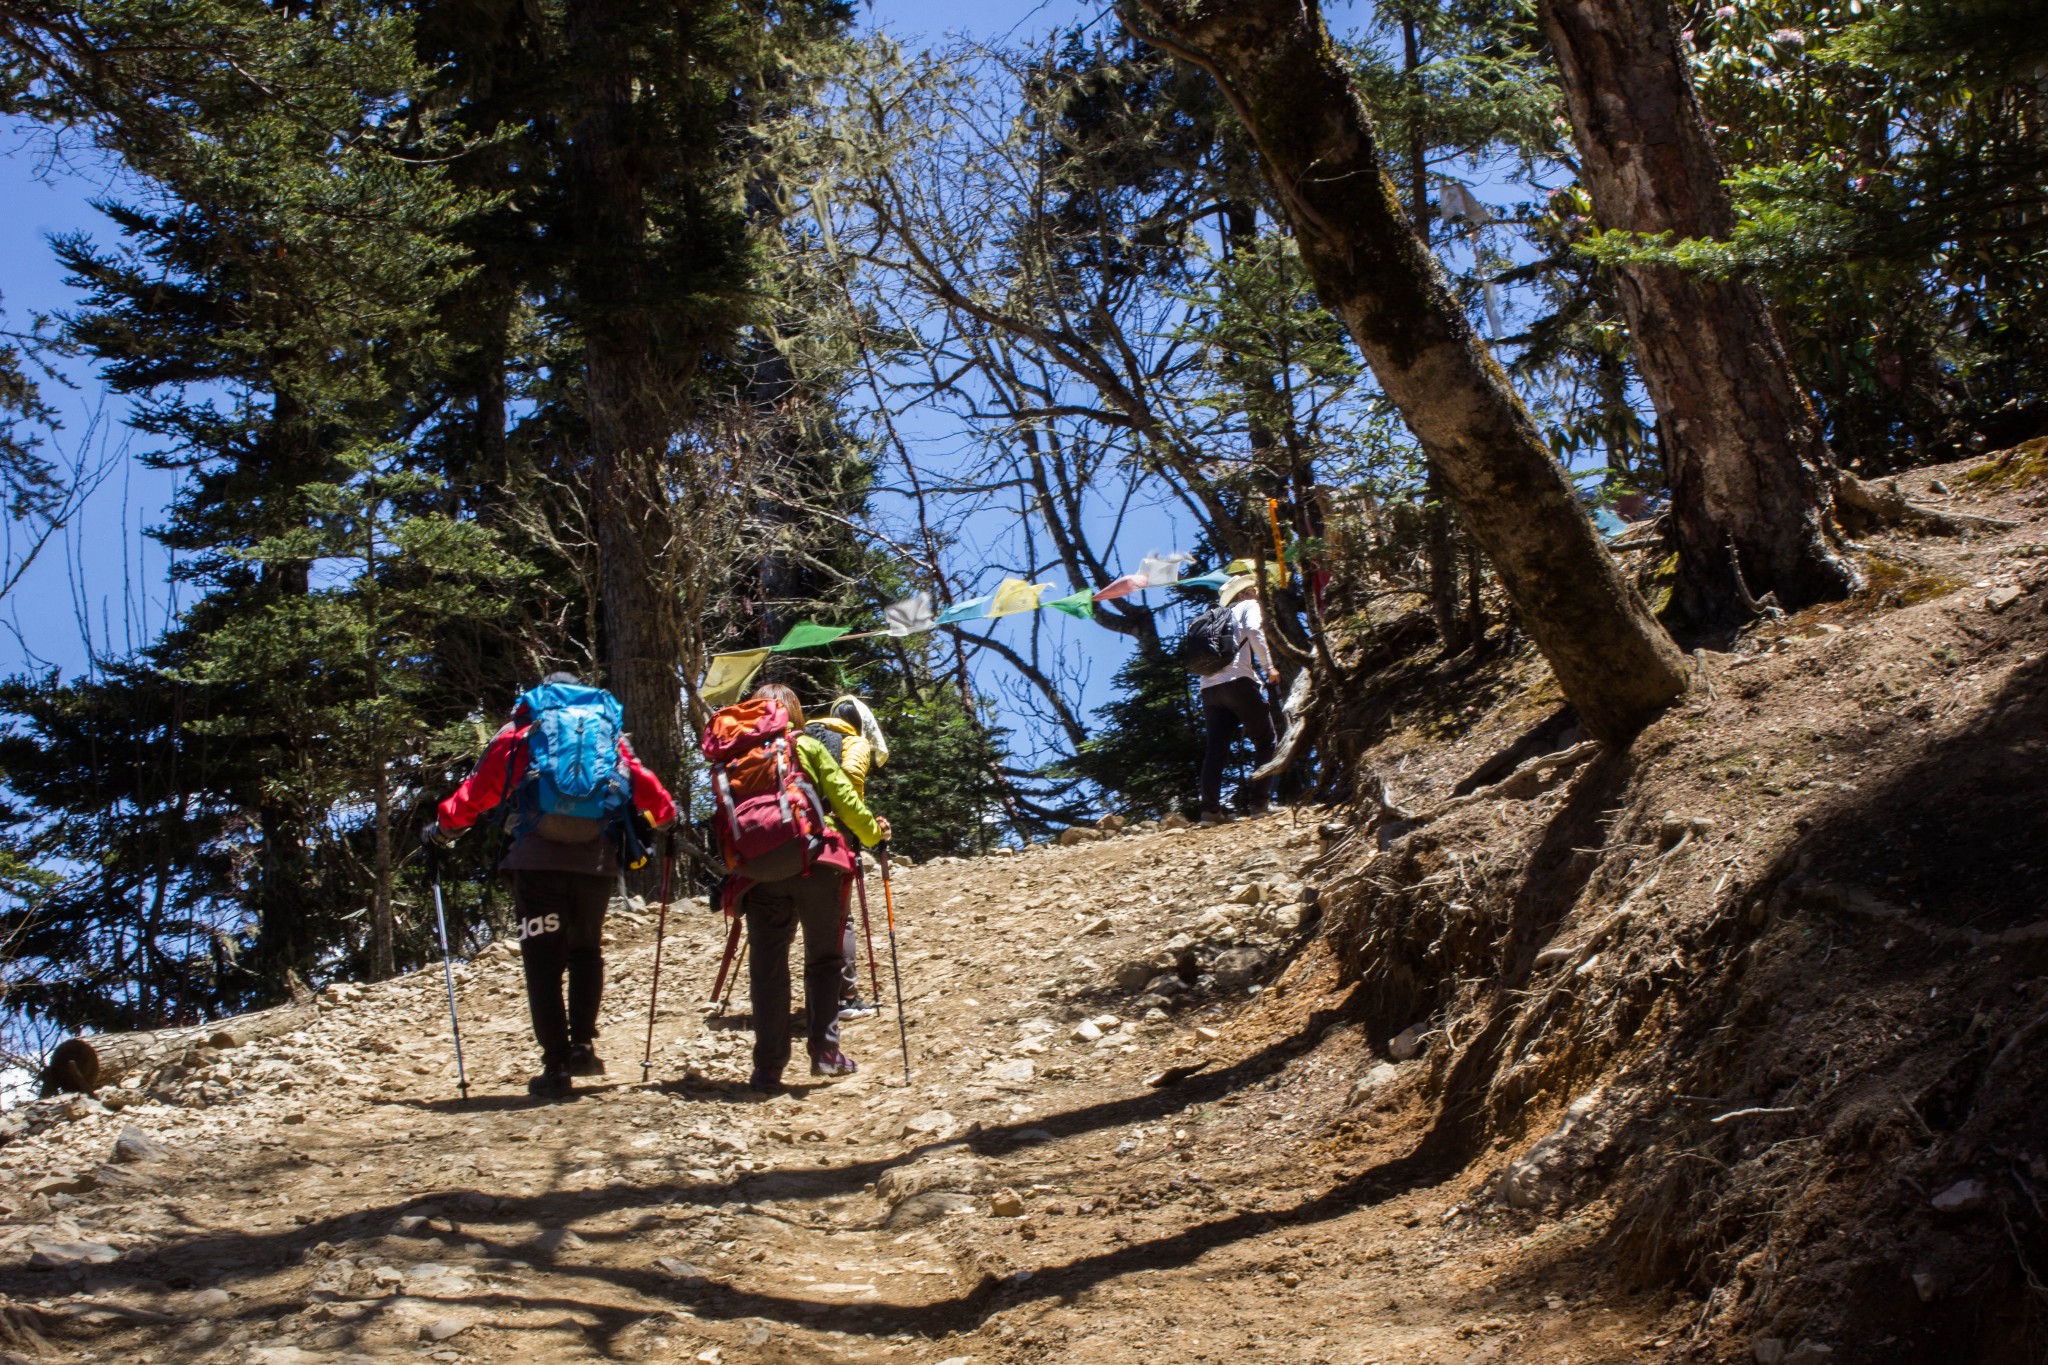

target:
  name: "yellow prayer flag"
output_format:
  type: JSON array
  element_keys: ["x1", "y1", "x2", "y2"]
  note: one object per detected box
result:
[
  {"x1": 987, "y1": 578, "x2": 1051, "y2": 617},
  {"x1": 699, "y1": 648, "x2": 771, "y2": 708}
]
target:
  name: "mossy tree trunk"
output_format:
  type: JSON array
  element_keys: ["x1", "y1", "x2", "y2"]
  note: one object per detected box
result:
[
  {"x1": 1539, "y1": 0, "x2": 1860, "y2": 627},
  {"x1": 1121, "y1": 0, "x2": 1688, "y2": 743}
]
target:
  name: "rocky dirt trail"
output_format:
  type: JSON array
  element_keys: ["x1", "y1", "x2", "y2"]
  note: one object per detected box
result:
[{"x1": 0, "y1": 814, "x2": 1670, "y2": 1365}]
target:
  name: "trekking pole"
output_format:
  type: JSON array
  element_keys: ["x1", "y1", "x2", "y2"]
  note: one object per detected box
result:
[
  {"x1": 708, "y1": 912, "x2": 744, "y2": 1012},
  {"x1": 428, "y1": 852, "x2": 472, "y2": 1103},
  {"x1": 641, "y1": 830, "x2": 675, "y2": 1083},
  {"x1": 877, "y1": 844, "x2": 911, "y2": 1082},
  {"x1": 721, "y1": 938, "x2": 749, "y2": 1014},
  {"x1": 851, "y1": 853, "x2": 883, "y2": 1002}
]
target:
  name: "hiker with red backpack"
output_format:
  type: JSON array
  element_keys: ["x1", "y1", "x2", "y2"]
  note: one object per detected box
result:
[
  {"x1": 422, "y1": 673, "x2": 677, "y2": 1098},
  {"x1": 702, "y1": 682, "x2": 887, "y2": 1092}
]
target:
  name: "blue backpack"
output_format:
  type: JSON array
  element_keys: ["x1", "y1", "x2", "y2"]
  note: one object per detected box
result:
[{"x1": 516, "y1": 682, "x2": 631, "y2": 842}]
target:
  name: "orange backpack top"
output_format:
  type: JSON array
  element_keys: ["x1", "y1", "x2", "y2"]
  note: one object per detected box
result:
[{"x1": 701, "y1": 698, "x2": 828, "y2": 871}]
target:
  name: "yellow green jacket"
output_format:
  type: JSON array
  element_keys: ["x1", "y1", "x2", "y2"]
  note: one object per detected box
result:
[
  {"x1": 805, "y1": 717, "x2": 874, "y2": 799},
  {"x1": 793, "y1": 732, "x2": 881, "y2": 847}
]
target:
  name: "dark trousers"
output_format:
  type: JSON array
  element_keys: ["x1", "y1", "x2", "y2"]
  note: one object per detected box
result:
[
  {"x1": 1201, "y1": 676, "x2": 1277, "y2": 812},
  {"x1": 742, "y1": 864, "x2": 847, "y2": 1077},
  {"x1": 840, "y1": 858, "x2": 871, "y2": 1002},
  {"x1": 511, "y1": 870, "x2": 610, "y2": 1067}
]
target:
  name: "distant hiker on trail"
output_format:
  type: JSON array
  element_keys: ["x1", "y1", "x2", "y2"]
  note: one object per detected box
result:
[
  {"x1": 422, "y1": 673, "x2": 677, "y2": 1098},
  {"x1": 703, "y1": 683, "x2": 889, "y2": 1092},
  {"x1": 806, "y1": 695, "x2": 889, "y2": 1022},
  {"x1": 1180, "y1": 574, "x2": 1280, "y2": 825}
]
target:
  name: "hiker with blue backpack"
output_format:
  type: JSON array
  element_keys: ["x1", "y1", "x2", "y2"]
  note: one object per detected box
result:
[
  {"x1": 422, "y1": 673, "x2": 678, "y2": 1098},
  {"x1": 1180, "y1": 575, "x2": 1281, "y2": 826},
  {"x1": 702, "y1": 682, "x2": 888, "y2": 1092}
]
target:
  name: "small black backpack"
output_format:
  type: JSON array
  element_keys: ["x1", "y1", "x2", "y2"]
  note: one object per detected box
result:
[{"x1": 1177, "y1": 604, "x2": 1241, "y2": 676}]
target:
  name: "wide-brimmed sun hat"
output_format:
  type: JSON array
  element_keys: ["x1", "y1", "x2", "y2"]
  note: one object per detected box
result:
[{"x1": 1218, "y1": 574, "x2": 1258, "y2": 607}]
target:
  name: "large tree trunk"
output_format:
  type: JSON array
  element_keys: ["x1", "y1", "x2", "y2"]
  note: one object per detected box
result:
[
  {"x1": 1402, "y1": 15, "x2": 1469, "y2": 655},
  {"x1": 1122, "y1": 0, "x2": 1687, "y2": 744},
  {"x1": 564, "y1": 0, "x2": 688, "y2": 798},
  {"x1": 1539, "y1": 0, "x2": 1859, "y2": 627}
]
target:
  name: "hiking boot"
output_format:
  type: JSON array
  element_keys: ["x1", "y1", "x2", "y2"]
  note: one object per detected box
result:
[
  {"x1": 566, "y1": 1043, "x2": 605, "y2": 1077},
  {"x1": 747, "y1": 1067, "x2": 785, "y2": 1095},
  {"x1": 838, "y1": 997, "x2": 879, "y2": 1021},
  {"x1": 527, "y1": 1063, "x2": 574, "y2": 1098},
  {"x1": 809, "y1": 1049, "x2": 858, "y2": 1078}
]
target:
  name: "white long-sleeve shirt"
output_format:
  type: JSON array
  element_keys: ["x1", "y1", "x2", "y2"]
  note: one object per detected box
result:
[{"x1": 1198, "y1": 599, "x2": 1274, "y2": 690}]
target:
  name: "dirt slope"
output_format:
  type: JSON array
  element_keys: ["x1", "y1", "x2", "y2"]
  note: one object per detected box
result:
[{"x1": 0, "y1": 813, "x2": 1686, "y2": 1365}]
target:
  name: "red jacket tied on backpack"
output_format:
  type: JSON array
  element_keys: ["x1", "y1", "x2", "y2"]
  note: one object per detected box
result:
[{"x1": 438, "y1": 721, "x2": 677, "y2": 877}]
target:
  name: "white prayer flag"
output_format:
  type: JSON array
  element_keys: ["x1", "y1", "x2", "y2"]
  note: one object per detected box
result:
[{"x1": 883, "y1": 591, "x2": 937, "y2": 637}]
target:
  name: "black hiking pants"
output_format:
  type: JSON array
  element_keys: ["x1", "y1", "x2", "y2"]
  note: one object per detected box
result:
[
  {"x1": 511, "y1": 870, "x2": 609, "y2": 1068},
  {"x1": 1200, "y1": 676, "x2": 1276, "y2": 813},
  {"x1": 740, "y1": 849, "x2": 848, "y2": 1078}
]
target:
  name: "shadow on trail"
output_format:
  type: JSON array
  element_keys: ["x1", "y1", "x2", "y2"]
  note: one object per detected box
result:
[{"x1": 3, "y1": 992, "x2": 1451, "y2": 1354}]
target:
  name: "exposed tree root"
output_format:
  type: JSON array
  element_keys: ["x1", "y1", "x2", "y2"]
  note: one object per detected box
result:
[{"x1": 1838, "y1": 472, "x2": 2018, "y2": 537}]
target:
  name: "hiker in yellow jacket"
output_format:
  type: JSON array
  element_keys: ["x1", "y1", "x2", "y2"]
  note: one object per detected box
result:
[
  {"x1": 805, "y1": 696, "x2": 889, "y2": 1020},
  {"x1": 725, "y1": 684, "x2": 887, "y2": 1090}
]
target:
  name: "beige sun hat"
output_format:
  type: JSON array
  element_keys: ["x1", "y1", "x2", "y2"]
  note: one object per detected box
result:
[{"x1": 1217, "y1": 574, "x2": 1258, "y2": 607}]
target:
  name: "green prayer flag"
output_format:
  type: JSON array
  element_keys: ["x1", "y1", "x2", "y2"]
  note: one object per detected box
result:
[
  {"x1": 1046, "y1": 588, "x2": 1096, "y2": 621},
  {"x1": 771, "y1": 621, "x2": 852, "y2": 652}
]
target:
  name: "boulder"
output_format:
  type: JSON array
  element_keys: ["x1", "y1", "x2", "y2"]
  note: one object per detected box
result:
[
  {"x1": 1097, "y1": 814, "x2": 1126, "y2": 834},
  {"x1": 885, "y1": 1190, "x2": 978, "y2": 1227},
  {"x1": 981, "y1": 1059, "x2": 1034, "y2": 1087},
  {"x1": 1496, "y1": 1088, "x2": 1617, "y2": 1210},
  {"x1": 655, "y1": 1257, "x2": 714, "y2": 1289},
  {"x1": 110, "y1": 1127, "x2": 170, "y2": 1165},
  {"x1": 1388, "y1": 1024, "x2": 1428, "y2": 1061},
  {"x1": 1346, "y1": 1062, "x2": 1402, "y2": 1106},
  {"x1": 1210, "y1": 946, "x2": 1273, "y2": 992},
  {"x1": 1160, "y1": 812, "x2": 1193, "y2": 830},
  {"x1": 28, "y1": 1239, "x2": 121, "y2": 1269},
  {"x1": 901, "y1": 1110, "x2": 958, "y2": 1140},
  {"x1": 1057, "y1": 827, "x2": 1105, "y2": 846},
  {"x1": 1115, "y1": 959, "x2": 1162, "y2": 993},
  {"x1": 876, "y1": 1152, "x2": 995, "y2": 1228},
  {"x1": 1931, "y1": 1179, "x2": 1988, "y2": 1213},
  {"x1": 989, "y1": 1189, "x2": 1027, "y2": 1217}
]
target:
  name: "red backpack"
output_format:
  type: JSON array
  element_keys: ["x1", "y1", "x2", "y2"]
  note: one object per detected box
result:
[{"x1": 701, "y1": 699, "x2": 831, "y2": 871}]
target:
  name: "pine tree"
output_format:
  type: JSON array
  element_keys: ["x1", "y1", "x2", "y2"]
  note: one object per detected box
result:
[{"x1": 8, "y1": 0, "x2": 494, "y2": 1003}]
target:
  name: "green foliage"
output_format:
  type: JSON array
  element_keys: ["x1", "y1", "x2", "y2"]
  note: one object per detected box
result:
[
  {"x1": 1056, "y1": 643, "x2": 1203, "y2": 819},
  {"x1": 1586, "y1": 0, "x2": 2048, "y2": 466},
  {"x1": 0, "y1": 302, "x2": 59, "y2": 526},
  {"x1": 861, "y1": 683, "x2": 1012, "y2": 859},
  {"x1": 0, "y1": 661, "x2": 238, "y2": 1030}
]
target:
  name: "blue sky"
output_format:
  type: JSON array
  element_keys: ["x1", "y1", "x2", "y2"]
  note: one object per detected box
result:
[
  {"x1": 0, "y1": 0, "x2": 1111, "y2": 683},
  {"x1": 0, "y1": 0, "x2": 1396, "y2": 762}
]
